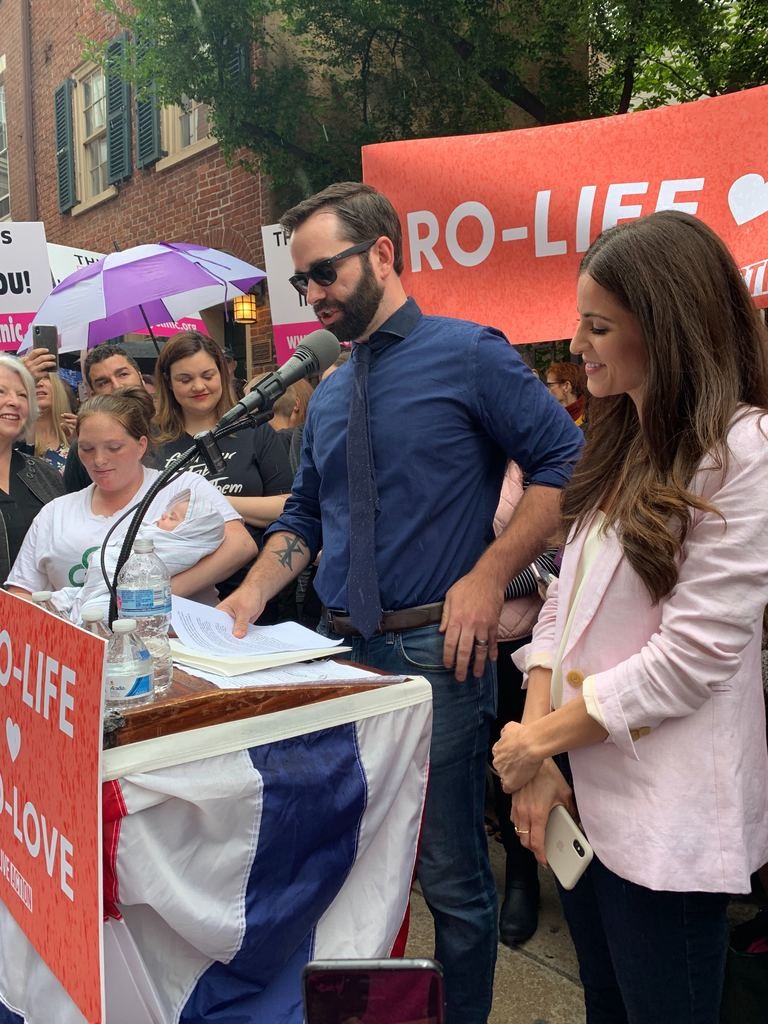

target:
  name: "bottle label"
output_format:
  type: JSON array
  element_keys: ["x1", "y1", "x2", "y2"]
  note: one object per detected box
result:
[
  {"x1": 105, "y1": 649, "x2": 154, "y2": 702},
  {"x1": 124, "y1": 673, "x2": 153, "y2": 698},
  {"x1": 117, "y1": 584, "x2": 172, "y2": 617}
]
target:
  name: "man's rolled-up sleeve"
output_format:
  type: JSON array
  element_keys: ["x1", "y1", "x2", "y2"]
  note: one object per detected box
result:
[
  {"x1": 264, "y1": 413, "x2": 323, "y2": 559},
  {"x1": 470, "y1": 329, "x2": 583, "y2": 487}
]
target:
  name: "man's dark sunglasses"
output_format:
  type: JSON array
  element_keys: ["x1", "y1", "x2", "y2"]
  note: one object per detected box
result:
[{"x1": 289, "y1": 238, "x2": 378, "y2": 296}]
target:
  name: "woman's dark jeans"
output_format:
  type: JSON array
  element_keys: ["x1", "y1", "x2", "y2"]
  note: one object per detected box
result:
[{"x1": 555, "y1": 756, "x2": 730, "y2": 1024}]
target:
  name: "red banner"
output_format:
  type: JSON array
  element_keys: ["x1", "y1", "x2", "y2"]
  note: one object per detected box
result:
[
  {"x1": 362, "y1": 86, "x2": 768, "y2": 344},
  {"x1": 0, "y1": 593, "x2": 105, "y2": 1021}
]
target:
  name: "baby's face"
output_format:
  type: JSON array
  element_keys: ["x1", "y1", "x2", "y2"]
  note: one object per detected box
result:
[{"x1": 156, "y1": 498, "x2": 189, "y2": 531}]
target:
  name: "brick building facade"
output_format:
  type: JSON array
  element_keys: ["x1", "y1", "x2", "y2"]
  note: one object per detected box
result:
[{"x1": 0, "y1": 0, "x2": 277, "y2": 373}]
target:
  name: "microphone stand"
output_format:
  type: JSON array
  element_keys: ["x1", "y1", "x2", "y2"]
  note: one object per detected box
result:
[{"x1": 106, "y1": 409, "x2": 274, "y2": 626}]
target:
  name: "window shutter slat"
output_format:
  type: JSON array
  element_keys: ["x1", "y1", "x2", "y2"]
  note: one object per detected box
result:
[
  {"x1": 54, "y1": 80, "x2": 76, "y2": 213},
  {"x1": 135, "y1": 84, "x2": 161, "y2": 168},
  {"x1": 106, "y1": 33, "x2": 132, "y2": 184}
]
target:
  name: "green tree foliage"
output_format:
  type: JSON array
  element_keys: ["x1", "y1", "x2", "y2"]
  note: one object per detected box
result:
[{"x1": 91, "y1": 0, "x2": 768, "y2": 203}]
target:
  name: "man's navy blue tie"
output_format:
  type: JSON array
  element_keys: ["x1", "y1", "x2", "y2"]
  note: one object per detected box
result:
[{"x1": 346, "y1": 342, "x2": 382, "y2": 638}]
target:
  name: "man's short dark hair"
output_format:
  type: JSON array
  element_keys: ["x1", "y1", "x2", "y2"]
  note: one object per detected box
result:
[
  {"x1": 280, "y1": 182, "x2": 404, "y2": 275},
  {"x1": 83, "y1": 343, "x2": 141, "y2": 388}
]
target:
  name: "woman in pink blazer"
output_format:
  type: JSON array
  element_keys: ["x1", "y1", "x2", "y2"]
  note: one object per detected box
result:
[{"x1": 493, "y1": 210, "x2": 768, "y2": 1024}]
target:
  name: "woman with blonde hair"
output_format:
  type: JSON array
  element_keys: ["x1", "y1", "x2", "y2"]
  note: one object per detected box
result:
[
  {"x1": 30, "y1": 372, "x2": 77, "y2": 473},
  {"x1": 153, "y1": 331, "x2": 293, "y2": 601},
  {"x1": 0, "y1": 356, "x2": 64, "y2": 585},
  {"x1": 493, "y1": 210, "x2": 768, "y2": 1023}
]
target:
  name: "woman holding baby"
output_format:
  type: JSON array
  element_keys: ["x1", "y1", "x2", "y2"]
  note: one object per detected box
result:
[{"x1": 5, "y1": 387, "x2": 257, "y2": 602}]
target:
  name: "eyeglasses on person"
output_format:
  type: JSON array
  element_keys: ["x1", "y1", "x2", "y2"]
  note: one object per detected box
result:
[
  {"x1": 545, "y1": 380, "x2": 568, "y2": 388},
  {"x1": 289, "y1": 238, "x2": 379, "y2": 296}
]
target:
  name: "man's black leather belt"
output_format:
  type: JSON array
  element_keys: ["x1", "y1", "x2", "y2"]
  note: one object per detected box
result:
[{"x1": 325, "y1": 602, "x2": 444, "y2": 637}]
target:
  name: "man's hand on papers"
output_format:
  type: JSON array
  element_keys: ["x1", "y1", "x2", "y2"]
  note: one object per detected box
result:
[
  {"x1": 217, "y1": 581, "x2": 269, "y2": 638},
  {"x1": 440, "y1": 568, "x2": 504, "y2": 683}
]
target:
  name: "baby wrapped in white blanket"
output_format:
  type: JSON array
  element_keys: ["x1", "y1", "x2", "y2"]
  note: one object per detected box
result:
[{"x1": 55, "y1": 489, "x2": 225, "y2": 623}]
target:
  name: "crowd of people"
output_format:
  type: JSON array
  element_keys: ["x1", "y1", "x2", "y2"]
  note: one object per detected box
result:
[{"x1": 2, "y1": 180, "x2": 767, "y2": 1024}]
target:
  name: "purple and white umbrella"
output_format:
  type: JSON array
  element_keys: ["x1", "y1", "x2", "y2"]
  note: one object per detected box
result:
[{"x1": 21, "y1": 241, "x2": 266, "y2": 354}]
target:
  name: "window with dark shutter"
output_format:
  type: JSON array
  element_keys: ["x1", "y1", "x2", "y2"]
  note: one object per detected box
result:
[
  {"x1": 106, "y1": 34, "x2": 132, "y2": 184},
  {"x1": 226, "y1": 43, "x2": 249, "y2": 81},
  {"x1": 136, "y1": 85, "x2": 161, "y2": 168},
  {"x1": 54, "y1": 80, "x2": 76, "y2": 213},
  {"x1": 135, "y1": 35, "x2": 161, "y2": 170}
]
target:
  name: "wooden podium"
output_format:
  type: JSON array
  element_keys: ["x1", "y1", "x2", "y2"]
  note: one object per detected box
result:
[{"x1": 103, "y1": 662, "x2": 390, "y2": 749}]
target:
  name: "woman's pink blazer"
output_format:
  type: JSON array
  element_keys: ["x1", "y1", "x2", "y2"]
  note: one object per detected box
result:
[{"x1": 521, "y1": 410, "x2": 768, "y2": 893}]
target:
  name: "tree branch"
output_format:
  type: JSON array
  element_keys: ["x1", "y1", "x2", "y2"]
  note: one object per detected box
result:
[
  {"x1": 237, "y1": 117, "x2": 325, "y2": 164},
  {"x1": 645, "y1": 55, "x2": 712, "y2": 98},
  {"x1": 361, "y1": 28, "x2": 377, "y2": 125},
  {"x1": 617, "y1": 51, "x2": 635, "y2": 113},
  {"x1": 422, "y1": 15, "x2": 547, "y2": 122}
]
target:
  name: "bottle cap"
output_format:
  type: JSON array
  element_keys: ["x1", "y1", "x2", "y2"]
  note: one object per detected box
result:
[
  {"x1": 81, "y1": 604, "x2": 107, "y2": 623},
  {"x1": 30, "y1": 591, "x2": 54, "y2": 603},
  {"x1": 133, "y1": 538, "x2": 154, "y2": 554},
  {"x1": 113, "y1": 619, "x2": 137, "y2": 632}
]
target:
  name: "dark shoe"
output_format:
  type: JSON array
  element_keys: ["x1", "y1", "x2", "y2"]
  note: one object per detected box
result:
[{"x1": 499, "y1": 878, "x2": 539, "y2": 947}]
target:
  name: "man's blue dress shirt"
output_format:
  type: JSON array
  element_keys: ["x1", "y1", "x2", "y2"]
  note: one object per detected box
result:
[{"x1": 266, "y1": 299, "x2": 583, "y2": 612}]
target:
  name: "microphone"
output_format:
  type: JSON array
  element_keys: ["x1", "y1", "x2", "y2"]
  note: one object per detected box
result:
[{"x1": 216, "y1": 329, "x2": 341, "y2": 429}]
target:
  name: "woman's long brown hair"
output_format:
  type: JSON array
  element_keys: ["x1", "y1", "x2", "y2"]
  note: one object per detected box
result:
[
  {"x1": 563, "y1": 210, "x2": 768, "y2": 603},
  {"x1": 153, "y1": 331, "x2": 236, "y2": 443}
]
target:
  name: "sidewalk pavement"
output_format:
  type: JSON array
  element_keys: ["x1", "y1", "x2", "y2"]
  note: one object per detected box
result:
[
  {"x1": 405, "y1": 833, "x2": 757, "y2": 1023},
  {"x1": 406, "y1": 836, "x2": 586, "y2": 1023}
]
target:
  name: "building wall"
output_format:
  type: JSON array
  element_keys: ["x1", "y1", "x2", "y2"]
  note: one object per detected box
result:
[
  {"x1": 0, "y1": 0, "x2": 277, "y2": 370},
  {"x1": 1, "y1": 0, "x2": 31, "y2": 224}
]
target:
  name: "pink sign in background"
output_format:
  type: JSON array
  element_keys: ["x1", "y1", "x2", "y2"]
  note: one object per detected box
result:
[
  {"x1": 273, "y1": 320, "x2": 323, "y2": 365},
  {"x1": 136, "y1": 317, "x2": 208, "y2": 340},
  {"x1": 0, "y1": 312, "x2": 35, "y2": 351}
]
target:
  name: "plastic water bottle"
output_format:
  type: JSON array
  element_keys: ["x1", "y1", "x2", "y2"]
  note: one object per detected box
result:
[
  {"x1": 81, "y1": 604, "x2": 112, "y2": 640},
  {"x1": 104, "y1": 619, "x2": 154, "y2": 710},
  {"x1": 29, "y1": 591, "x2": 62, "y2": 616},
  {"x1": 116, "y1": 538, "x2": 173, "y2": 694}
]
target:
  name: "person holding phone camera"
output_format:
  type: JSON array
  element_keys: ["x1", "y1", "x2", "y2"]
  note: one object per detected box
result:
[
  {"x1": 492, "y1": 211, "x2": 768, "y2": 1024},
  {"x1": 28, "y1": 372, "x2": 77, "y2": 473}
]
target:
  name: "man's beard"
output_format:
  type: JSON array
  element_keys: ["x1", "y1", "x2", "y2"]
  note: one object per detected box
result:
[{"x1": 314, "y1": 259, "x2": 383, "y2": 342}]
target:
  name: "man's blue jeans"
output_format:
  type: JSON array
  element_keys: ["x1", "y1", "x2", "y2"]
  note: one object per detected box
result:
[{"x1": 321, "y1": 622, "x2": 498, "y2": 1024}]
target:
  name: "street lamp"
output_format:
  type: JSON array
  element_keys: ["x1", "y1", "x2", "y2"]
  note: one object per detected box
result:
[{"x1": 233, "y1": 293, "x2": 259, "y2": 323}]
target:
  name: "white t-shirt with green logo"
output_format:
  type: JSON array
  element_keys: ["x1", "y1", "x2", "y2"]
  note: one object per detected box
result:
[{"x1": 6, "y1": 468, "x2": 240, "y2": 593}]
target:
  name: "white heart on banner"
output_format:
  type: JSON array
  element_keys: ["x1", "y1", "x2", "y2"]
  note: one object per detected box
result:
[
  {"x1": 728, "y1": 173, "x2": 768, "y2": 226},
  {"x1": 5, "y1": 718, "x2": 21, "y2": 763}
]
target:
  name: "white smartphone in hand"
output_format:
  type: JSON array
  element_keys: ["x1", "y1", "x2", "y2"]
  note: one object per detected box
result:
[{"x1": 544, "y1": 804, "x2": 593, "y2": 890}]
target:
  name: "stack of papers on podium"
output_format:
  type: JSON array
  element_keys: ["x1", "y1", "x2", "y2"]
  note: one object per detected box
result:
[{"x1": 170, "y1": 596, "x2": 352, "y2": 676}]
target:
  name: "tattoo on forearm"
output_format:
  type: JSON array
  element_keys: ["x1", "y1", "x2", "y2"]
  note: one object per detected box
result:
[{"x1": 274, "y1": 535, "x2": 306, "y2": 570}]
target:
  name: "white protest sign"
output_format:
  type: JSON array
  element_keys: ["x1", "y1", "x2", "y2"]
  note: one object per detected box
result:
[
  {"x1": 47, "y1": 242, "x2": 105, "y2": 286},
  {"x1": 0, "y1": 223, "x2": 51, "y2": 351},
  {"x1": 261, "y1": 223, "x2": 320, "y2": 365}
]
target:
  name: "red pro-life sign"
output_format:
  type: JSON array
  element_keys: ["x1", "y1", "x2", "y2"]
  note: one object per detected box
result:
[
  {"x1": 0, "y1": 592, "x2": 105, "y2": 1021},
  {"x1": 363, "y1": 85, "x2": 768, "y2": 344}
]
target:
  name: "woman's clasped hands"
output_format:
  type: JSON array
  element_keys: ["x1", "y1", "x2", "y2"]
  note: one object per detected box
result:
[
  {"x1": 492, "y1": 724, "x2": 576, "y2": 864},
  {"x1": 492, "y1": 720, "x2": 542, "y2": 792}
]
